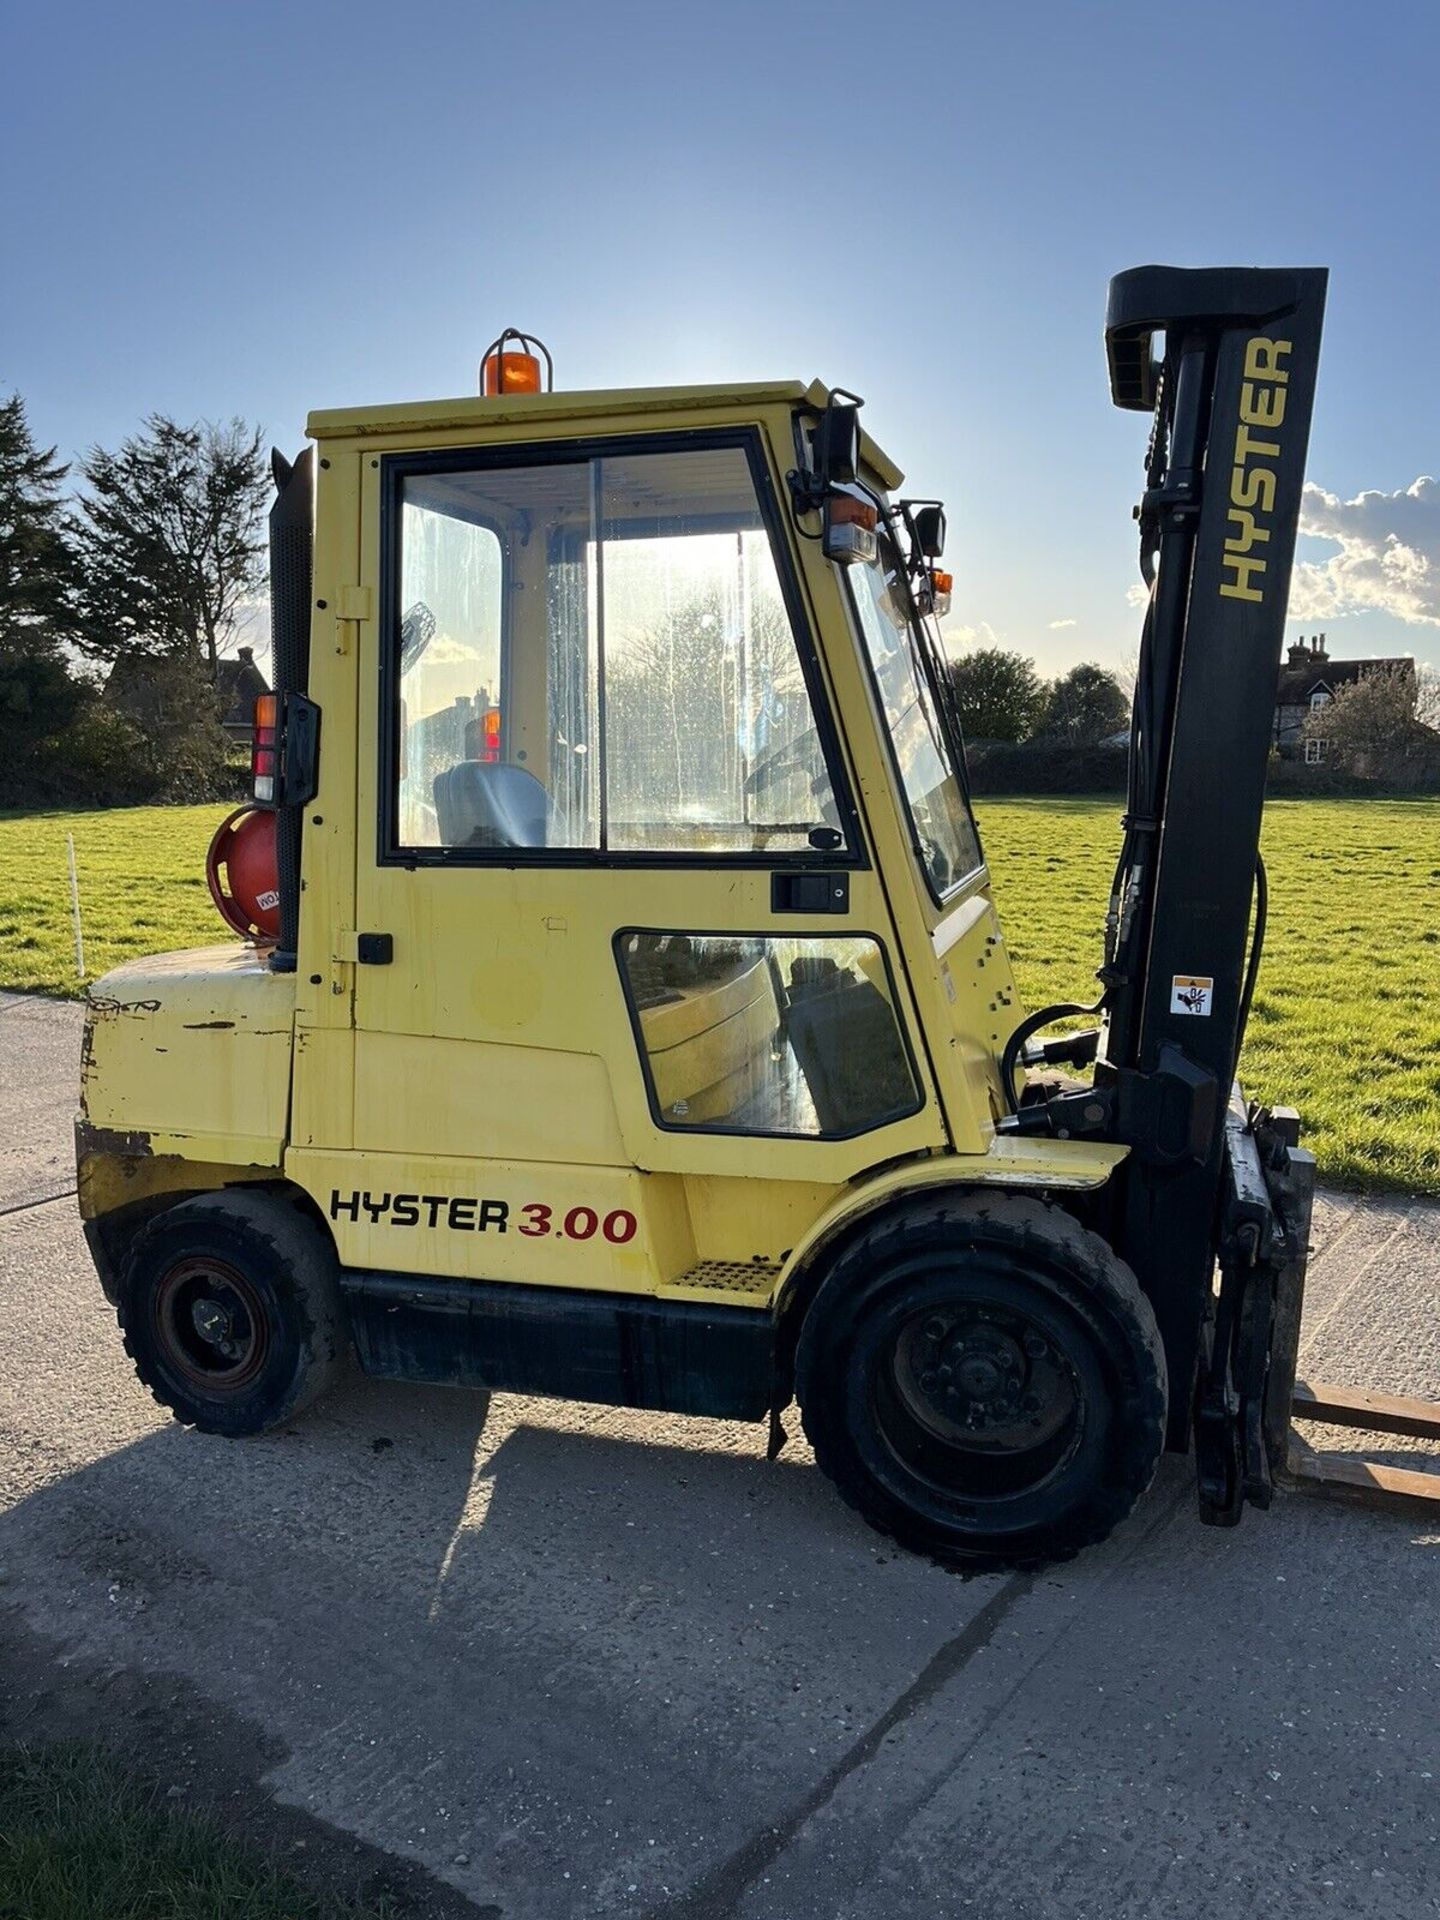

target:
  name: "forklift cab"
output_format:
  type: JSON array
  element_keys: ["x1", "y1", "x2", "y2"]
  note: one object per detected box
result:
[
  {"x1": 391, "y1": 434, "x2": 904, "y2": 1137},
  {"x1": 382, "y1": 425, "x2": 977, "y2": 1136},
  {"x1": 283, "y1": 381, "x2": 1029, "y2": 1314}
]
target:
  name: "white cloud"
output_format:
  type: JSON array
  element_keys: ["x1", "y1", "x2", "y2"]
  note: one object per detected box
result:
[
  {"x1": 1125, "y1": 582, "x2": 1150, "y2": 608},
  {"x1": 1289, "y1": 476, "x2": 1440, "y2": 628},
  {"x1": 1048, "y1": 617, "x2": 1077, "y2": 630},
  {"x1": 940, "y1": 619, "x2": 1001, "y2": 656},
  {"x1": 421, "y1": 633, "x2": 482, "y2": 664}
]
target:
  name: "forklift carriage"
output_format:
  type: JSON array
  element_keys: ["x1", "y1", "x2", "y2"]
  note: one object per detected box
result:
[{"x1": 75, "y1": 270, "x2": 1440, "y2": 1569}]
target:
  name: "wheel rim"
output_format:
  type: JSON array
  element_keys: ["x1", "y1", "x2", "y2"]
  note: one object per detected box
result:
[
  {"x1": 151, "y1": 1255, "x2": 270, "y2": 1395},
  {"x1": 873, "y1": 1292, "x2": 1087, "y2": 1502}
]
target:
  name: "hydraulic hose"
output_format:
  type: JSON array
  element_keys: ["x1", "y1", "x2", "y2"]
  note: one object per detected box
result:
[
  {"x1": 1234, "y1": 853, "x2": 1268, "y2": 1058},
  {"x1": 999, "y1": 999, "x2": 1105, "y2": 1113}
]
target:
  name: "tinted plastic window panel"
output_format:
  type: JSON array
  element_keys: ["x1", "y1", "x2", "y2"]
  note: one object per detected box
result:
[{"x1": 619, "y1": 932, "x2": 920, "y2": 1138}]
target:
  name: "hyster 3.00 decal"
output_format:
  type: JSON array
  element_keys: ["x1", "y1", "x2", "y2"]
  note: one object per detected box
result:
[{"x1": 329, "y1": 1191, "x2": 638, "y2": 1243}]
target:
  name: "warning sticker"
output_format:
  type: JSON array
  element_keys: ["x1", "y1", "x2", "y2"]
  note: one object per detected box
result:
[{"x1": 1171, "y1": 974, "x2": 1214, "y2": 1017}]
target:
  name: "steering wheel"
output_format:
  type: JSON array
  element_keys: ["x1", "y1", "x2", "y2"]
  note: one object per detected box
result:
[
  {"x1": 918, "y1": 832, "x2": 954, "y2": 894},
  {"x1": 400, "y1": 600, "x2": 437, "y2": 673}
]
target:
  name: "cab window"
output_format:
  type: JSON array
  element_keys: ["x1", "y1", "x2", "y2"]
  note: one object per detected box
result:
[
  {"x1": 394, "y1": 503, "x2": 504, "y2": 849},
  {"x1": 618, "y1": 931, "x2": 920, "y2": 1138},
  {"x1": 386, "y1": 438, "x2": 850, "y2": 861},
  {"x1": 847, "y1": 535, "x2": 983, "y2": 897}
]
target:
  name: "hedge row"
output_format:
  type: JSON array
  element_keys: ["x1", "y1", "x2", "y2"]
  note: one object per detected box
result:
[{"x1": 966, "y1": 742, "x2": 1438, "y2": 797}]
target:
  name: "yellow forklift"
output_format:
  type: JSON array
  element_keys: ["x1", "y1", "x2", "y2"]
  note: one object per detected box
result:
[{"x1": 76, "y1": 272, "x2": 1440, "y2": 1569}]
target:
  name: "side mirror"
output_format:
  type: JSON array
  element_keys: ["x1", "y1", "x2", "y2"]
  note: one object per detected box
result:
[
  {"x1": 814, "y1": 401, "x2": 861, "y2": 486},
  {"x1": 910, "y1": 504, "x2": 947, "y2": 559},
  {"x1": 787, "y1": 389, "x2": 866, "y2": 517}
]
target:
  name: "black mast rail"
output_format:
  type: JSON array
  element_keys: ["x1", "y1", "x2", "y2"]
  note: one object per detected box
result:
[
  {"x1": 1108, "y1": 266, "x2": 1326, "y2": 1445},
  {"x1": 1003, "y1": 265, "x2": 1328, "y2": 1461}
]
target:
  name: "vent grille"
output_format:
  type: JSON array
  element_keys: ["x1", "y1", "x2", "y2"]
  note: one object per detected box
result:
[{"x1": 672, "y1": 1260, "x2": 778, "y2": 1294}]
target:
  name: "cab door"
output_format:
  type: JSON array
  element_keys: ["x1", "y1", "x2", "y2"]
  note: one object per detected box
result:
[{"x1": 320, "y1": 424, "x2": 946, "y2": 1294}]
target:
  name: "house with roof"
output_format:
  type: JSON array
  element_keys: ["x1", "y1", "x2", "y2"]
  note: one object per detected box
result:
[
  {"x1": 1273, "y1": 634, "x2": 1415, "y2": 763},
  {"x1": 104, "y1": 646, "x2": 270, "y2": 746},
  {"x1": 214, "y1": 647, "x2": 270, "y2": 743}
]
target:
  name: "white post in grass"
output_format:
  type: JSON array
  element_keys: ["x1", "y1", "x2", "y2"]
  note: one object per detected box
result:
[{"x1": 67, "y1": 832, "x2": 86, "y2": 981}]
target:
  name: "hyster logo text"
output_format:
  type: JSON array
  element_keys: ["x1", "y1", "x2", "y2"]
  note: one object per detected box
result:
[
  {"x1": 1219, "y1": 336, "x2": 1292, "y2": 605},
  {"x1": 330, "y1": 1191, "x2": 509, "y2": 1232}
]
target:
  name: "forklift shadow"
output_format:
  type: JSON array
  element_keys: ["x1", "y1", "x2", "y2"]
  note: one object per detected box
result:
[
  {"x1": 2, "y1": 1371, "x2": 499, "y2": 1622},
  {"x1": 404, "y1": 1395, "x2": 1440, "y2": 1639},
  {"x1": 16, "y1": 1358, "x2": 1433, "y2": 1683},
  {"x1": 4, "y1": 1363, "x2": 898, "y2": 1672},
  {"x1": 305, "y1": 1372, "x2": 886, "y2": 1627}
]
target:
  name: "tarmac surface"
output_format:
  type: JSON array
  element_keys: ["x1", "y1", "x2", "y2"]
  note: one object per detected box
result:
[{"x1": 3, "y1": 987, "x2": 1438, "y2": 1918}]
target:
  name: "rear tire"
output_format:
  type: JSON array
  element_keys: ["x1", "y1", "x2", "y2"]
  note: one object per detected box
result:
[
  {"x1": 116, "y1": 1191, "x2": 347, "y2": 1437},
  {"x1": 795, "y1": 1193, "x2": 1167, "y2": 1571}
]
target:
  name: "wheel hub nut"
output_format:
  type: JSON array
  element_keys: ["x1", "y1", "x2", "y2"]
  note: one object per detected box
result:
[
  {"x1": 192, "y1": 1298, "x2": 233, "y2": 1348},
  {"x1": 959, "y1": 1355, "x2": 1003, "y2": 1397}
]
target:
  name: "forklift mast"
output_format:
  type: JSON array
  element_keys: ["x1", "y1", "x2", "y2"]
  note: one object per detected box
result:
[
  {"x1": 1001, "y1": 266, "x2": 1328, "y2": 1470},
  {"x1": 1101, "y1": 267, "x2": 1327, "y2": 1445}
]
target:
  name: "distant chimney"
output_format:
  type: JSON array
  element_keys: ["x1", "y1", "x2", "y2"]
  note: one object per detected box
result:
[
  {"x1": 1287, "y1": 638, "x2": 1311, "y2": 668},
  {"x1": 237, "y1": 645, "x2": 254, "y2": 664},
  {"x1": 1311, "y1": 632, "x2": 1328, "y2": 665}
]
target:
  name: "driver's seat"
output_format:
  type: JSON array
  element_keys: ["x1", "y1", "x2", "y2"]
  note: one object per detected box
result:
[{"x1": 433, "y1": 762, "x2": 548, "y2": 849}]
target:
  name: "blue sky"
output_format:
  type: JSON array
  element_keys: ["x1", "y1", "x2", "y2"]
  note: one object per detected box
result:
[{"x1": 3, "y1": 0, "x2": 1436, "y2": 677}]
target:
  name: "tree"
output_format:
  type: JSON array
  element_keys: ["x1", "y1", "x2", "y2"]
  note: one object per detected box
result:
[
  {"x1": 1416, "y1": 664, "x2": 1440, "y2": 734},
  {"x1": 948, "y1": 646, "x2": 1044, "y2": 742},
  {"x1": 1302, "y1": 664, "x2": 1427, "y2": 777},
  {"x1": 0, "y1": 392, "x2": 90, "y2": 772},
  {"x1": 0, "y1": 650, "x2": 86, "y2": 752},
  {"x1": 72, "y1": 415, "x2": 268, "y2": 674},
  {"x1": 1039, "y1": 661, "x2": 1129, "y2": 746},
  {"x1": 0, "y1": 391, "x2": 76, "y2": 659}
]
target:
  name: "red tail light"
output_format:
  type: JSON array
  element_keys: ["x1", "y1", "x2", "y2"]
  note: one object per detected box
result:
[{"x1": 252, "y1": 694, "x2": 278, "y2": 804}]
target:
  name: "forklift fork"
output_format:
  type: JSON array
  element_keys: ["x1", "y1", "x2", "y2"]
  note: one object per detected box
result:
[
  {"x1": 1198, "y1": 1096, "x2": 1440, "y2": 1523},
  {"x1": 1288, "y1": 1383, "x2": 1440, "y2": 1510}
]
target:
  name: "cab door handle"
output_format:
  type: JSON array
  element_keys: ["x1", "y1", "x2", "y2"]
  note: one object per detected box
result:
[
  {"x1": 334, "y1": 931, "x2": 394, "y2": 964},
  {"x1": 771, "y1": 872, "x2": 849, "y2": 914}
]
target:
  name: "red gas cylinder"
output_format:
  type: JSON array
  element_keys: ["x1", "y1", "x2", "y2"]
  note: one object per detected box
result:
[{"x1": 206, "y1": 805, "x2": 281, "y2": 943}]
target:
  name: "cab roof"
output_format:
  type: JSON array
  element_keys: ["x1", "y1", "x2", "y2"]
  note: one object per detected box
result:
[{"x1": 305, "y1": 378, "x2": 905, "y2": 490}]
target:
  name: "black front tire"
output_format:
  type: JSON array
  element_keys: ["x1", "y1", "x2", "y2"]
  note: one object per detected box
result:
[
  {"x1": 117, "y1": 1190, "x2": 347, "y2": 1437},
  {"x1": 795, "y1": 1193, "x2": 1167, "y2": 1571}
]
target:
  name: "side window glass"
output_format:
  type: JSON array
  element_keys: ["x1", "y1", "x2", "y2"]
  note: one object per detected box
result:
[
  {"x1": 618, "y1": 932, "x2": 920, "y2": 1138},
  {"x1": 396, "y1": 495, "x2": 504, "y2": 848},
  {"x1": 599, "y1": 451, "x2": 838, "y2": 854},
  {"x1": 389, "y1": 442, "x2": 847, "y2": 859},
  {"x1": 397, "y1": 465, "x2": 596, "y2": 851}
]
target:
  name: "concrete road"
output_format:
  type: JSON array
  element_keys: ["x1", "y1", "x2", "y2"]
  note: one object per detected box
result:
[{"x1": 3, "y1": 988, "x2": 1438, "y2": 1918}]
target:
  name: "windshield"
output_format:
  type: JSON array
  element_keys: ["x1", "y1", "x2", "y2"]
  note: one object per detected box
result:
[{"x1": 847, "y1": 533, "x2": 983, "y2": 898}]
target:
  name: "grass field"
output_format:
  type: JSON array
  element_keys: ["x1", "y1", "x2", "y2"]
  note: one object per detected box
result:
[
  {"x1": 0, "y1": 1744, "x2": 392, "y2": 1920},
  {"x1": 0, "y1": 803, "x2": 226, "y2": 997},
  {"x1": 980, "y1": 796, "x2": 1440, "y2": 1197},
  {"x1": 1, "y1": 796, "x2": 1437, "y2": 1195}
]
